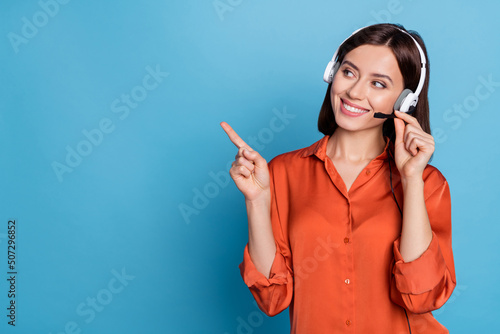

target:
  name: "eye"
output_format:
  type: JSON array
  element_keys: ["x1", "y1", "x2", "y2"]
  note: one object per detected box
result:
[
  {"x1": 342, "y1": 69, "x2": 354, "y2": 77},
  {"x1": 373, "y1": 81, "x2": 386, "y2": 88}
]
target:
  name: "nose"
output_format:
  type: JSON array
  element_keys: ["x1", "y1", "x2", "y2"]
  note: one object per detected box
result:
[{"x1": 346, "y1": 78, "x2": 366, "y2": 100}]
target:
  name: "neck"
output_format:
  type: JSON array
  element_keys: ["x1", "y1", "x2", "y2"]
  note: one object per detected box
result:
[{"x1": 327, "y1": 127, "x2": 386, "y2": 163}]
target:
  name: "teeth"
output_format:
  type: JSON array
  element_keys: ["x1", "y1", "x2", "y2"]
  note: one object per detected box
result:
[{"x1": 343, "y1": 102, "x2": 368, "y2": 113}]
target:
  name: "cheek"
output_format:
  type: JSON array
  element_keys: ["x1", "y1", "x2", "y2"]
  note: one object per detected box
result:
[
  {"x1": 330, "y1": 84, "x2": 339, "y2": 107},
  {"x1": 331, "y1": 72, "x2": 350, "y2": 93},
  {"x1": 370, "y1": 93, "x2": 399, "y2": 111},
  {"x1": 330, "y1": 79, "x2": 347, "y2": 105}
]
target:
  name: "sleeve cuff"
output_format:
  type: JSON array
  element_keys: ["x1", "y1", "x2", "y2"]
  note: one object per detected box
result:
[
  {"x1": 392, "y1": 232, "x2": 447, "y2": 294},
  {"x1": 239, "y1": 243, "x2": 290, "y2": 289}
]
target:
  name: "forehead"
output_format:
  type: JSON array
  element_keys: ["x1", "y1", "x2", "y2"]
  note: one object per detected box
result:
[{"x1": 343, "y1": 44, "x2": 403, "y2": 82}]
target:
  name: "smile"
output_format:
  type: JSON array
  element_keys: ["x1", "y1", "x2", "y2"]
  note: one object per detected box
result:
[{"x1": 340, "y1": 99, "x2": 370, "y2": 115}]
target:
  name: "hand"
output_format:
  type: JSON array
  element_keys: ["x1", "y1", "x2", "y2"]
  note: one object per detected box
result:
[
  {"x1": 393, "y1": 110, "x2": 435, "y2": 180},
  {"x1": 220, "y1": 122, "x2": 270, "y2": 202}
]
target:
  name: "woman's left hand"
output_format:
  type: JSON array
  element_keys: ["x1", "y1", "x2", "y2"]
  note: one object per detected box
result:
[{"x1": 393, "y1": 110, "x2": 435, "y2": 180}]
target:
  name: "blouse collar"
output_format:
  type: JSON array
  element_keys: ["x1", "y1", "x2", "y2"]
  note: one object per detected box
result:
[{"x1": 301, "y1": 135, "x2": 393, "y2": 163}]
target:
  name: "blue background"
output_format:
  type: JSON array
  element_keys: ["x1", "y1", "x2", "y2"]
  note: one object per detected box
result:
[{"x1": 1, "y1": 0, "x2": 499, "y2": 333}]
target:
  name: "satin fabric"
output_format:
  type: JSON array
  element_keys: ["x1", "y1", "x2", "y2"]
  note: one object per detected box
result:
[{"x1": 239, "y1": 135, "x2": 456, "y2": 334}]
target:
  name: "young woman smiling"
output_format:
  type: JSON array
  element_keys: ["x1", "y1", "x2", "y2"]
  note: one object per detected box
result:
[{"x1": 221, "y1": 23, "x2": 456, "y2": 333}]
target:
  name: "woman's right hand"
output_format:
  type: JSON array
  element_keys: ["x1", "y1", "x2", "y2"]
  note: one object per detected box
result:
[{"x1": 220, "y1": 122, "x2": 270, "y2": 202}]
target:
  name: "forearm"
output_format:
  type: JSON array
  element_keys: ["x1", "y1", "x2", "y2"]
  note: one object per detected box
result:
[
  {"x1": 246, "y1": 194, "x2": 276, "y2": 279},
  {"x1": 399, "y1": 176, "x2": 433, "y2": 262}
]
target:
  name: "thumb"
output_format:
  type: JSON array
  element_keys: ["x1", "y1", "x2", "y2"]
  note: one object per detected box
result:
[{"x1": 243, "y1": 148, "x2": 267, "y2": 168}]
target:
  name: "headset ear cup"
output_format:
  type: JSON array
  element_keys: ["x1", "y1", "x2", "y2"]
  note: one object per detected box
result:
[
  {"x1": 394, "y1": 89, "x2": 412, "y2": 112},
  {"x1": 323, "y1": 61, "x2": 340, "y2": 83},
  {"x1": 332, "y1": 62, "x2": 340, "y2": 80},
  {"x1": 323, "y1": 61, "x2": 334, "y2": 83}
]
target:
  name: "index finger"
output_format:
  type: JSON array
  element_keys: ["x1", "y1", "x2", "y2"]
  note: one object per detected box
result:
[
  {"x1": 220, "y1": 122, "x2": 253, "y2": 150},
  {"x1": 394, "y1": 110, "x2": 421, "y2": 128}
]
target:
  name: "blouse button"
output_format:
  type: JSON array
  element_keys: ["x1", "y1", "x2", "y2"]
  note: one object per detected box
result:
[
  {"x1": 344, "y1": 237, "x2": 349, "y2": 244},
  {"x1": 345, "y1": 278, "x2": 350, "y2": 284},
  {"x1": 346, "y1": 320, "x2": 351, "y2": 326},
  {"x1": 366, "y1": 170, "x2": 371, "y2": 175}
]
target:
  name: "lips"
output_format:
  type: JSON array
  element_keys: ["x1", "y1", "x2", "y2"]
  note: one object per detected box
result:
[{"x1": 339, "y1": 98, "x2": 370, "y2": 117}]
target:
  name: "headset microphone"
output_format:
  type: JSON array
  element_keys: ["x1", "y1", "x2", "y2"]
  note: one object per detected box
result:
[
  {"x1": 373, "y1": 112, "x2": 402, "y2": 119},
  {"x1": 323, "y1": 25, "x2": 427, "y2": 119}
]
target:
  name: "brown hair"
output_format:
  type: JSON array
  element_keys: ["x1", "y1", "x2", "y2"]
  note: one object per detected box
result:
[{"x1": 318, "y1": 23, "x2": 431, "y2": 145}]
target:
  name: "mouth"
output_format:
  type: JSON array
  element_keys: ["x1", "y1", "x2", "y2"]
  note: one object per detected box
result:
[{"x1": 340, "y1": 98, "x2": 370, "y2": 116}]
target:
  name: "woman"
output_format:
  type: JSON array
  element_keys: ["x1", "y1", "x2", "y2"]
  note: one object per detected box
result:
[{"x1": 221, "y1": 23, "x2": 456, "y2": 333}]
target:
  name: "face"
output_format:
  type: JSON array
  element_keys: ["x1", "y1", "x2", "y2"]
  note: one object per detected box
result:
[{"x1": 330, "y1": 44, "x2": 405, "y2": 132}]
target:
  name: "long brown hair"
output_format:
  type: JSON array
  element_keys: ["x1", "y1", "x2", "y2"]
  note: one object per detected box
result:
[{"x1": 318, "y1": 23, "x2": 431, "y2": 145}]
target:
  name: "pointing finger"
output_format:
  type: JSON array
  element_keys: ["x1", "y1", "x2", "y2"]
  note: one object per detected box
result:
[{"x1": 220, "y1": 122, "x2": 253, "y2": 150}]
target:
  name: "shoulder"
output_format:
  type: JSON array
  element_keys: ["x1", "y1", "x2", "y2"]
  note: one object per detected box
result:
[
  {"x1": 269, "y1": 148, "x2": 306, "y2": 167},
  {"x1": 422, "y1": 164, "x2": 447, "y2": 184},
  {"x1": 423, "y1": 164, "x2": 447, "y2": 182},
  {"x1": 267, "y1": 137, "x2": 325, "y2": 172},
  {"x1": 422, "y1": 164, "x2": 450, "y2": 199},
  {"x1": 267, "y1": 149, "x2": 306, "y2": 179}
]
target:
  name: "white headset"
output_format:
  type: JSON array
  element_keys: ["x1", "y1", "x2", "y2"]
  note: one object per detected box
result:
[{"x1": 323, "y1": 25, "x2": 427, "y2": 114}]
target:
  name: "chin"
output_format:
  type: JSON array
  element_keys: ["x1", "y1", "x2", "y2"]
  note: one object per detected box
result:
[{"x1": 333, "y1": 111, "x2": 388, "y2": 134}]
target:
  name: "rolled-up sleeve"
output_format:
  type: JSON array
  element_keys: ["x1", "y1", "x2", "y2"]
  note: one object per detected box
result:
[
  {"x1": 390, "y1": 170, "x2": 456, "y2": 314},
  {"x1": 239, "y1": 244, "x2": 293, "y2": 316},
  {"x1": 238, "y1": 158, "x2": 294, "y2": 316}
]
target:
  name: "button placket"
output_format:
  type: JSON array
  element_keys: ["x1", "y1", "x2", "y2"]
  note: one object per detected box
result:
[{"x1": 343, "y1": 201, "x2": 355, "y2": 331}]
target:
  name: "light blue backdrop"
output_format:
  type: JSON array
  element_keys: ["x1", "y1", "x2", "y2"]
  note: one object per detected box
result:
[{"x1": 1, "y1": 0, "x2": 499, "y2": 333}]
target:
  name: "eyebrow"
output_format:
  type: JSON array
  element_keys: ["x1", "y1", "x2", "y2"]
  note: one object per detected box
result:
[{"x1": 341, "y1": 60, "x2": 394, "y2": 85}]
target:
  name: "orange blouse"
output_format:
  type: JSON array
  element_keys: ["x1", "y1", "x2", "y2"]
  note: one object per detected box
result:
[{"x1": 239, "y1": 135, "x2": 456, "y2": 333}]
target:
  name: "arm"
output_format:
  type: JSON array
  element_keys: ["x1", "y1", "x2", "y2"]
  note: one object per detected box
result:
[
  {"x1": 221, "y1": 121, "x2": 276, "y2": 277},
  {"x1": 221, "y1": 122, "x2": 293, "y2": 316},
  {"x1": 390, "y1": 111, "x2": 456, "y2": 313},
  {"x1": 239, "y1": 159, "x2": 294, "y2": 316},
  {"x1": 399, "y1": 176, "x2": 433, "y2": 262},
  {"x1": 393, "y1": 110, "x2": 435, "y2": 262},
  {"x1": 391, "y1": 171, "x2": 456, "y2": 313},
  {"x1": 246, "y1": 196, "x2": 276, "y2": 279}
]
